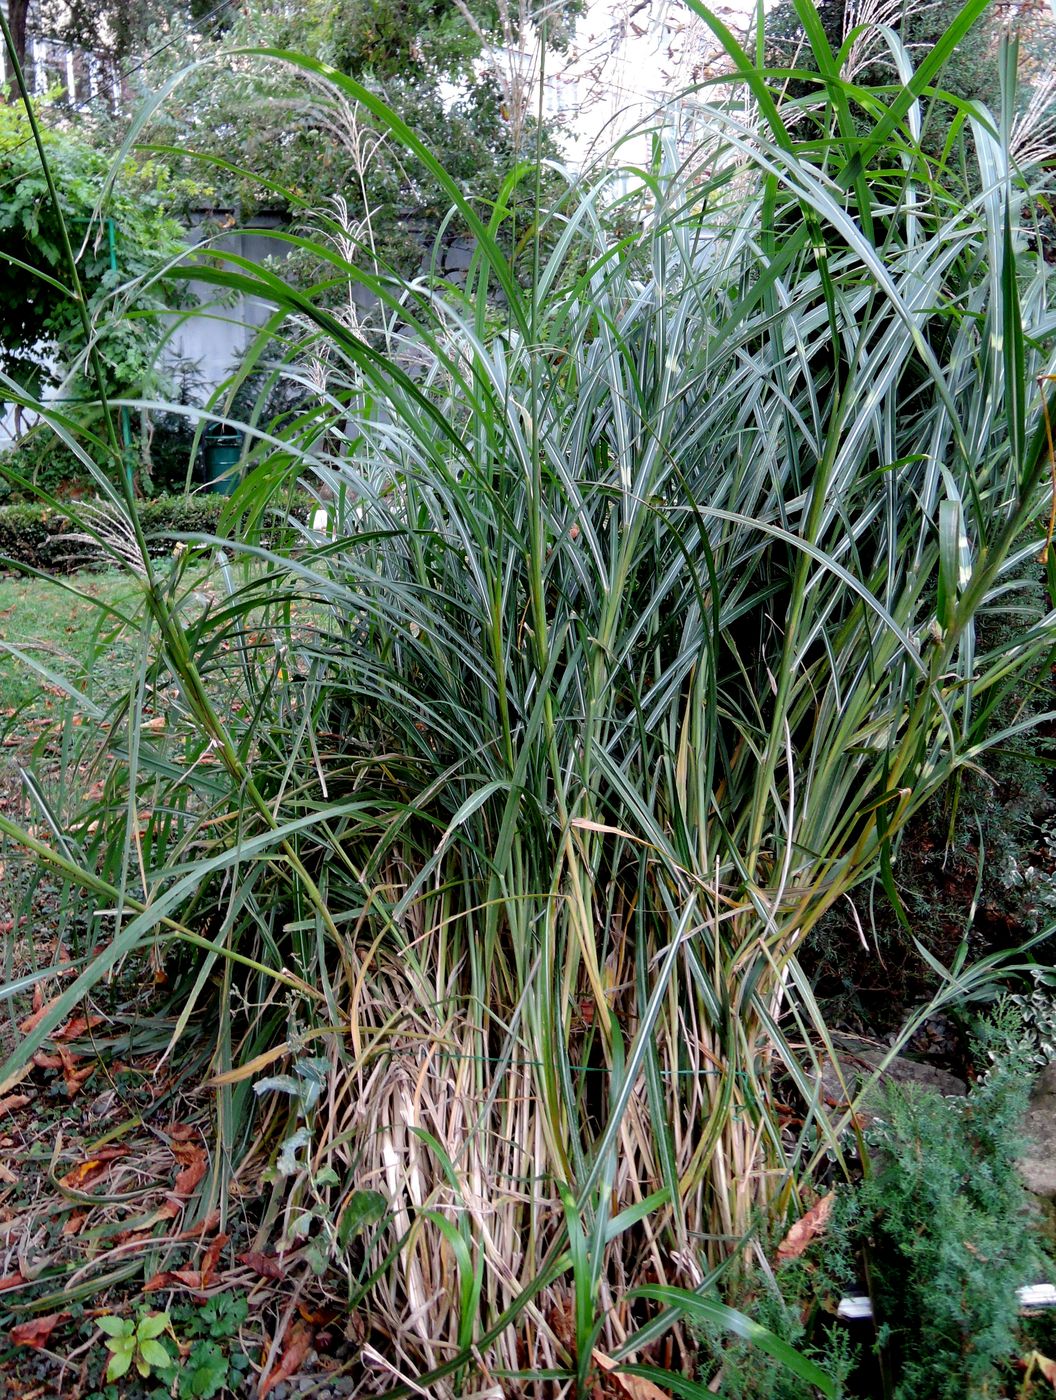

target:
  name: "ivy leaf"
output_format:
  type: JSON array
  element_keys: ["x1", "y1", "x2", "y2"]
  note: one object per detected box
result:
[
  {"x1": 276, "y1": 1127, "x2": 312, "y2": 1176},
  {"x1": 293, "y1": 1056, "x2": 330, "y2": 1111},
  {"x1": 304, "y1": 1237, "x2": 330, "y2": 1277},
  {"x1": 254, "y1": 1074, "x2": 301, "y2": 1100},
  {"x1": 338, "y1": 1190, "x2": 387, "y2": 1250}
]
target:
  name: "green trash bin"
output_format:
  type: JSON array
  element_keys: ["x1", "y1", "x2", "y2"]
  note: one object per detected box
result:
[{"x1": 202, "y1": 422, "x2": 243, "y2": 496}]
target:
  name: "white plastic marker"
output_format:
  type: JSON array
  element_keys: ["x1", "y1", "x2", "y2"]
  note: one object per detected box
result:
[
  {"x1": 837, "y1": 1285, "x2": 1056, "y2": 1321},
  {"x1": 836, "y1": 1297, "x2": 873, "y2": 1321},
  {"x1": 1020, "y1": 1284, "x2": 1056, "y2": 1309}
]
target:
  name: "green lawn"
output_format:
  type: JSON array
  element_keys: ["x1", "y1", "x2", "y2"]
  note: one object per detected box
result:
[{"x1": 0, "y1": 569, "x2": 143, "y2": 717}]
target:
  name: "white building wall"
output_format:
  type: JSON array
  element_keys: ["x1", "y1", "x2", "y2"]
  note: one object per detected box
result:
[{"x1": 165, "y1": 218, "x2": 293, "y2": 398}]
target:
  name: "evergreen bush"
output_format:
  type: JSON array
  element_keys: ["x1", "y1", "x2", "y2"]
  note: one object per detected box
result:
[{"x1": 834, "y1": 1067, "x2": 1043, "y2": 1399}]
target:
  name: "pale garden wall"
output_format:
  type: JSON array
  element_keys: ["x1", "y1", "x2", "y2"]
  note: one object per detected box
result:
[{"x1": 166, "y1": 214, "x2": 295, "y2": 400}]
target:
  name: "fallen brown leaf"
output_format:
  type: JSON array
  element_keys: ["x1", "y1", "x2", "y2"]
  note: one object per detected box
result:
[
  {"x1": 201, "y1": 1233, "x2": 229, "y2": 1285},
  {"x1": 53, "y1": 1015, "x2": 105, "y2": 1043},
  {"x1": 61, "y1": 1212, "x2": 87, "y2": 1238},
  {"x1": 19, "y1": 998, "x2": 60, "y2": 1035},
  {"x1": 0, "y1": 1162, "x2": 18, "y2": 1184},
  {"x1": 143, "y1": 1228, "x2": 230, "y2": 1293},
  {"x1": 259, "y1": 1323, "x2": 313, "y2": 1400},
  {"x1": 58, "y1": 1147, "x2": 128, "y2": 1189},
  {"x1": 297, "y1": 1305, "x2": 339, "y2": 1326},
  {"x1": 175, "y1": 1209, "x2": 221, "y2": 1241},
  {"x1": 173, "y1": 1149, "x2": 207, "y2": 1197},
  {"x1": 0, "y1": 1273, "x2": 26, "y2": 1292},
  {"x1": 59, "y1": 1047, "x2": 93, "y2": 1098},
  {"x1": 776, "y1": 1192, "x2": 836, "y2": 1264},
  {"x1": 592, "y1": 1349, "x2": 671, "y2": 1399},
  {"x1": 0, "y1": 1094, "x2": 30, "y2": 1116},
  {"x1": 10, "y1": 1313, "x2": 68, "y2": 1349},
  {"x1": 59, "y1": 1160, "x2": 106, "y2": 1190},
  {"x1": 145, "y1": 1268, "x2": 210, "y2": 1293},
  {"x1": 114, "y1": 1206, "x2": 219, "y2": 1249},
  {"x1": 238, "y1": 1250, "x2": 285, "y2": 1280}
]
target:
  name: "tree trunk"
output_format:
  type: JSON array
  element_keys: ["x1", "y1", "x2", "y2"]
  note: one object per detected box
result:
[{"x1": 6, "y1": 0, "x2": 31, "y2": 99}]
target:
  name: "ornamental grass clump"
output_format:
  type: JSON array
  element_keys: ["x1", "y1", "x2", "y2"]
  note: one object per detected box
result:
[{"x1": 2, "y1": 0, "x2": 1056, "y2": 1391}]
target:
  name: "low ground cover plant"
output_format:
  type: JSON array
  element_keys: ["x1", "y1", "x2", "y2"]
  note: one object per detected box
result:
[{"x1": 1, "y1": 0, "x2": 1055, "y2": 1393}]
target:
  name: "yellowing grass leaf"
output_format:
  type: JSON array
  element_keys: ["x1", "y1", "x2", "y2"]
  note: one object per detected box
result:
[
  {"x1": 1028, "y1": 1352, "x2": 1056, "y2": 1389},
  {"x1": 204, "y1": 1029, "x2": 330, "y2": 1087}
]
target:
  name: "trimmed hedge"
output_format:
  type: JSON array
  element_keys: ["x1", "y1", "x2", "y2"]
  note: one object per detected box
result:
[{"x1": 0, "y1": 495, "x2": 306, "y2": 573}]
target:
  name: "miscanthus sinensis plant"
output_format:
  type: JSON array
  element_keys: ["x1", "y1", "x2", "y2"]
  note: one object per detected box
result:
[{"x1": 2, "y1": 0, "x2": 1056, "y2": 1390}]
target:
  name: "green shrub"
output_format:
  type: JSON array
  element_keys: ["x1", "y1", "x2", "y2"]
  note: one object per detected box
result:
[
  {"x1": 0, "y1": 431, "x2": 89, "y2": 500},
  {"x1": 0, "y1": 493, "x2": 320, "y2": 573},
  {"x1": 832, "y1": 1066, "x2": 1043, "y2": 1399},
  {"x1": 702, "y1": 1065, "x2": 1046, "y2": 1398},
  {"x1": 978, "y1": 969, "x2": 1056, "y2": 1068},
  {"x1": 0, "y1": 495, "x2": 225, "y2": 573},
  {"x1": 1, "y1": 413, "x2": 211, "y2": 503},
  {"x1": 698, "y1": 1269, "x2": 857, "y2": 1399}
]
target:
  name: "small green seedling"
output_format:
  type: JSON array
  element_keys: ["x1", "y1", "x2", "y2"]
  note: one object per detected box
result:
[
  {"x1": 97, "y1": 1311, "x2": 174, "y2": 1382},
  {"x1": 180, "y1": 1340, "x2": 231, "y2": 1398}
]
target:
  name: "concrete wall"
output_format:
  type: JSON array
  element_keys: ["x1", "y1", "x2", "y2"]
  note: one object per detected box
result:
[
  {"x1": 166, "y1": 214, "x2": 293, "y2": 402},
  {"x1": 0, "y1": 214, "x2": 296, "y2": 445}
]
